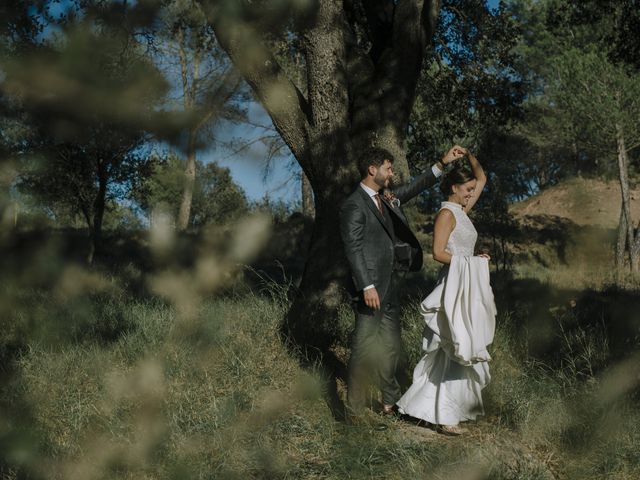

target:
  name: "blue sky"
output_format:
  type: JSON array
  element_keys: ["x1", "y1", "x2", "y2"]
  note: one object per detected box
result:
[
  {"x1": 219, "y1": 0, "x2": 502, "y2": 204},
  {"x1": 214, "y1": 103, "x2": 300, "y2": 204}
]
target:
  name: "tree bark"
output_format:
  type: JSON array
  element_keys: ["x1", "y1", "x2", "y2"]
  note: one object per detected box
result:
[
  {"x1": 616, "y1": 208, "x2": 628, "y2": 271},
  {"x1": 88, "y1": 160, "x2": 108, "y2": 264},
  {"x1": 301, "y1": 171, "x2": 315, "y2": 219},
  {"x1": 615, "y1": 123, "x2": 636, "y2": 271},
  {"x1": 178, "y1": 132, "x2": 197, "y2": 231},
  {"x1": 176, "y1": 25, "x2": 197, "y2": 232}
]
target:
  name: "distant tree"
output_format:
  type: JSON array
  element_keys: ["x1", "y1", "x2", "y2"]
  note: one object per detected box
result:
[
  {"x1": 18, "y1": 132, "x2": 152, "y2": 261},
  {"x1": 408, "y1": 0, "x2": 525, "y2": 176},
  {"x1": 154, "y1": 0, "x2": 246, "y2": 231},
  {"x1": 548, "y1": 50, "x2": 640, "y2": 271},
  {"x1": 505, "y1": 0, "x2": 601, "y2": 179},
  {"x1": 192, "y1": 161, "x2": 249, "y2": 226},
  {"x1": 133, "y1": 152, "x2": 248, "y2": 228},
  {"x1": 4, "y1": 8, "x2": 167, "y2": 261}
]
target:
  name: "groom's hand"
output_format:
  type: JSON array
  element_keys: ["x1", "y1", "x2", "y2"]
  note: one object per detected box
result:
[{"x1": 363, "y1": 288, "x2": 381, "y2": 310}]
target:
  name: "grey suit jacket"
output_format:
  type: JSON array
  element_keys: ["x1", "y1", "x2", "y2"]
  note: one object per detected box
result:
[{"x1": 339, "y1": 169, "x2": 438, "y2": 301}]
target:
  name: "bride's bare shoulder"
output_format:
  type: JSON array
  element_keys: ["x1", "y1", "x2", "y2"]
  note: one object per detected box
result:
[{"x1": 435, "y1": 208, "x2": 456, "y2": 228}]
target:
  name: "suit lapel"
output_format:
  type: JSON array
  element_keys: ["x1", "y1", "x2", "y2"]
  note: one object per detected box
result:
[
  {"x1": 380, "y1": 196, "x2": 410, "y2": 229},
  {"x1": 357, "y1": 187, "x2": 393, "y2": 238}
]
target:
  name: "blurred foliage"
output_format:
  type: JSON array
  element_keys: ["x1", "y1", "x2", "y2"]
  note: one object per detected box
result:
[
  {"x1": 1, "y1": 2, "x2": 640, "y2": 478},
  {"x1": 0, "y1": 1, "x2": 171, "y2": 260}
]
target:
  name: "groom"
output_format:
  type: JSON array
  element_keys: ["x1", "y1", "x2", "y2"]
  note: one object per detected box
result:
[{"x1": 339, "y1": 145, "x2": 463, "y2": 415}]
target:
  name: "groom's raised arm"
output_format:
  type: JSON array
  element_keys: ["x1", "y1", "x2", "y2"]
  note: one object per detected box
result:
[
  {"x1": 393, "y1": 165, "x2": 441, "y2": 204},
  {"x1": 340, "y1": 198, "x2": 371, "y2": 292},
  {"x1": 392, "y1": 146, "x2": 465, "y2": 204}
]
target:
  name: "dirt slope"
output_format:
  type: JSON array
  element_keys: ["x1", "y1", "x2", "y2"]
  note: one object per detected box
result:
[{"x1": 510, "y1": 177, "x2": 640, "y2": 228}]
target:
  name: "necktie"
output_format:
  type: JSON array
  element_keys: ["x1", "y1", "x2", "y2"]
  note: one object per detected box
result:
[{"x1": 374, "y1": 193, "x2": 383, "y2": 213}]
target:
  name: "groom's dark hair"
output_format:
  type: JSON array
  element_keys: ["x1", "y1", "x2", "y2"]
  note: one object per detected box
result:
[{"x1": 358, "y1": 145, "x2": 395, "y2": 178}]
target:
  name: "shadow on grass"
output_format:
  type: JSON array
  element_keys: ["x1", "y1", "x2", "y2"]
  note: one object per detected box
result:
[{"x1": 491, "y1": 272, "x2": 640, "y2": 378}]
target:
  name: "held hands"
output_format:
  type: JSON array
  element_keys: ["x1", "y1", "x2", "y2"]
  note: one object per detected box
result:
[
  {"x1": 363, "y1": 288, "x2": 381, "y2": 310},
  {"x1": 441, "y1": 145, "x2": 468, "y2": 165}
]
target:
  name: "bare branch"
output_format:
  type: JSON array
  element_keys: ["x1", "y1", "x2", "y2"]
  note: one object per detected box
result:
[
  {"x1": 626, "y1": 141, "x2": 640, "y2": 153},
  {"x1": 216, "y1": 134, "x2": 282, "y2": 162}
]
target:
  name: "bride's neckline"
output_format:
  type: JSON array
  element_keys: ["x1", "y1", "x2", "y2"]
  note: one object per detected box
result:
[{"x1": 441, "y1": 201, "x2": 464, "y2": 210}]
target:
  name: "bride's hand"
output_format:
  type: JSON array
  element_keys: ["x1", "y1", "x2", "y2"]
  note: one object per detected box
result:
[
  {"x1": 442, "y1": 145, "x2": 466, "y2": 165},
  {"x1": 477, "y1": 253, "x2": 491, "y2": 260}
]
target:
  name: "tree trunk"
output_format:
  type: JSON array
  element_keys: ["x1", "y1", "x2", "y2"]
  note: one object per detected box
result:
[
  {"x1": 177, "y1": 132, "x2": 197, "y2": 231},
  {"x1": 88, "y1": 164, "x2": 108, "y2": 264},
  {"x1": 78, "y1": 199, "x2": 94, "y2": 263},
  {"x1": 301, "y1": 171, "x2": 315, "y2": 219},
  {"x1": 572, "y1": 140, "x2": 580, "y2": 176},
  {"x1": 283, "y1": 0, "x2": 353, "y2": 350},
  {"x1": 285, "y1": 188, "x2": 355, "y2": 349},
  {"x1": 616, "y1": 208, "x2": 628, "y2": 271},
  {"x1": 615, "y1": 123, "x2": 636, "y2": 271}
]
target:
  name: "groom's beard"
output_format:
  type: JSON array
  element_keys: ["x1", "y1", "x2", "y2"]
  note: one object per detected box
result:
[{"x1": 374, "y1": 174, "x2": 394, "y2": 190}]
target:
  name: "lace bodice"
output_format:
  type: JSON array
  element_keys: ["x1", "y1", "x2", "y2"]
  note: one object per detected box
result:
[{"x1": 440, "y1": 201, "x2": 477, "y2": 256}]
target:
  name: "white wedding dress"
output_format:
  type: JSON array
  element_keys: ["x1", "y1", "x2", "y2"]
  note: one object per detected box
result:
[{"x1": 396, "y1": 201, "x2": 496, "y2": 426}]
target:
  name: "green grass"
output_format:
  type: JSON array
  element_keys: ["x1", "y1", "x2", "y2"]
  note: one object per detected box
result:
[
  {"x1": 3, "y1": 282, "x2": 638, "y2": 480},
  {"x1": 2, "y1": 229, "x2": 640, "y2": 479}
]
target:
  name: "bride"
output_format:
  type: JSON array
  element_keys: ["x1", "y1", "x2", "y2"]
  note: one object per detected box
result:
[{"x1": 396, "y1": 148, "x2": 496, "y2": 435}]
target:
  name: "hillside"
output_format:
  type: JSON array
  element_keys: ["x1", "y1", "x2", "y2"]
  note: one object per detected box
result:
[
  {"x1": 501, "y1": 177, "x2": 640, "y2": 287},
  {"x1": 510, "y1": 177, "x2": 639, "y2": 228}
]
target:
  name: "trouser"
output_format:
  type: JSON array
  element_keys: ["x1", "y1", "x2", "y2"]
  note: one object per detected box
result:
[{"x1": 347, "y1": 272, "x2": 403, "y2": 411}]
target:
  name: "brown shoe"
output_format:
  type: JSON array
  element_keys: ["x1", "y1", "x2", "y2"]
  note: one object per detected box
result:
[{"x1": 381, "y1": 404, "x2": 398, "y2": 416}]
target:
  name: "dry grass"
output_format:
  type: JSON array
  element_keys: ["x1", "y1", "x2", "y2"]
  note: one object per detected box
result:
[{"x1": 2, "y1": 214, "x2": 640, "y2": 479}]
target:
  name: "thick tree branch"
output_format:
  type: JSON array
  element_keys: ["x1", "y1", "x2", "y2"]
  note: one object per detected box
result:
[
  {"x1": 381, "y1": 0, "x2": 439, "y2": 117},
  {"x1": 349, "y1": 0, "x2": 440, "y2": 179},
  {"x1": 361, "y1": 0, "x2": 395, "y2": 63},
  {"x1": 208, "y1": 9, "x2": 311, "y2": 164}
]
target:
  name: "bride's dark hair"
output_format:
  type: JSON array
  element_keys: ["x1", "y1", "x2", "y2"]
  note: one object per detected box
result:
[{"x1": 439, "y1": 165, "x2": 476, "y2": 196}]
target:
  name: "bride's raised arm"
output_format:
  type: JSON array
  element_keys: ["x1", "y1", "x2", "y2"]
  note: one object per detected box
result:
[{"x1": 462, "y1": 149, "x2": 486, "y2": 213}]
